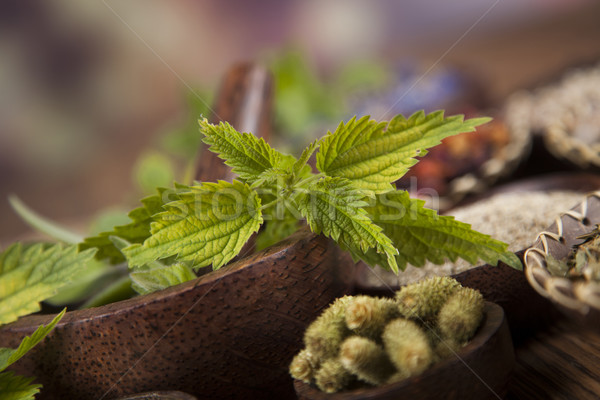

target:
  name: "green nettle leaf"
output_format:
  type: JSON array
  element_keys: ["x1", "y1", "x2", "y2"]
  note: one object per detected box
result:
[
  {"x1": 123, "y1": 180, "x2": 263, "y2": 270},
  {"x1": 0, "y1": 371, "x2": 41, "y2": 400},
  {"x1": 292, "y1": 139, "x2": 318, "y2": 177},
  {"x1": 108, "y1": 236, "x2": 169, "y2": 271},
  {"x1": 0, "y1": 244, "x2": 23, "y2": 275},
  {"x1": 0, "y1": 310, "x2": 65, "y2": 370},
  {"x1": 200, "y1": 118, "x2": 285, "y2": 184},
  {"x1": 360, "y1": 190, "x2": 522, "y2": 271},
  {"x1": 250, "y1": 167, "x2": 289, "y2": 190},
  {"x1": 130, "y1": 263, "x2": 197, "y2": 295},
  {"x1": 44, "y1": 258, "x2": 118, "y2": 307},
  {"x1": 9, "y1": 111, "x2": 516, "y2": 322},
  {"x1": 0, "y1": 244, "x2": 96, "y2": 325},
  {"x1": 316, "y1": 111, "x2": 490, "y2": 193},
  {"x1": 0, "y1": 310, "x2": 65, "y2": 400},
  {"x1": 298, "y1": 176, "x2": 400, "y2": 272},
  {"x1": 0, "y1": 108, "x2": 522, "y2": 397},
  {"x1": 80, "y1": 187, "x2": 178, "y2": 264}
]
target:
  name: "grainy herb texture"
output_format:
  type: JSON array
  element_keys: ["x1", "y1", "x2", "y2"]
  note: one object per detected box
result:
[{"x1": 364, "y1": 191, "x2": 581, "y2": 286}]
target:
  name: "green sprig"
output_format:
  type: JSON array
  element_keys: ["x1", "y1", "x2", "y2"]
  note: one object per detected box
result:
[
  {"x1": 84, "y1": 111, "x2": 521, "y2": 276},
  {"x1": 0, "y1": 310, "x2": 66, "y2": 400}
]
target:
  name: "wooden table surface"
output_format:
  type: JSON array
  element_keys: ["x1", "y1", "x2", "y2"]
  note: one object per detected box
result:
[{"x1": 506, "y1": 318, "x2": 600, "y2": 400}]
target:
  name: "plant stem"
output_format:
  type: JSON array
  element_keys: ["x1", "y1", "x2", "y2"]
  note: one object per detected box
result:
[
  {"x1": 293, "y1": 172, "x2": 324, "y2": 190},
  {"x1": 260, "y1": 198, "x2": 281, "y2": 211}
]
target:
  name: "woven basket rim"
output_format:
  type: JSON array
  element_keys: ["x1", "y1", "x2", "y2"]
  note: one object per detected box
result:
[
  {"x1": 524, "y1": 190, "x2": 600, "y2": 316},
  {"x1": 544, "y1": 122, "x2": 600, "y2": 168},
  {"x1": 530, "y1": 62, "x2": 600, "y2": 169}
]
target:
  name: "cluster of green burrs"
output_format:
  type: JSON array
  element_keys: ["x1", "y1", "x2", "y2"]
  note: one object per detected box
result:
[{"x1": 289, "y1": 276, "x2": 485, "y2": 393}]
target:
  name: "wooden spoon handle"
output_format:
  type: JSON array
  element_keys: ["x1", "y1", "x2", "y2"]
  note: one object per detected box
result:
[{"x1": 195, "y1": 62, "x2": 273, "y2": 182}]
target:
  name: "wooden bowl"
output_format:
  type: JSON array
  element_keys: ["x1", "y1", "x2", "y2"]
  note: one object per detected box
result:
[
  {"x1": 0, "y1": 63, "x2": 358, "y2": 399},
  {"x1": 354, "y1": 174, "x2": 600, "y2": 340},
  {"x1": 114, "y1": 391, "x2": 197, "y2": 400},
  {"x1": 453, "y1": 175, "x2": 600, "y2": 340},
  {"x1": 524, "y1": 191, "x2": 600, "y2": 330},
  {"x1": 0, "y1": 229, "x2": 355, "y2": 399},
  {"x1": 294, "y1": 302, "x2": 514, "y2": 400}
]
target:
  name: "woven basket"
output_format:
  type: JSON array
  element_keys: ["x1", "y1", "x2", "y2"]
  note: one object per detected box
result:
[
  {"x1": 545, "y1": 120, "x2": 600, "y2": 169},
  {"x1": 527, "y1": 62, "x2": 600, "y2": 169},
  {"x1": 524, "y1": 191, "x2": 600, "y2": 329}
]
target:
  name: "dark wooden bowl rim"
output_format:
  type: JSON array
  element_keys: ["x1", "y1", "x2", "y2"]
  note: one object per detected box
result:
[
  {"x1": 294, "y1": 302, "x2": 512, "y2": 400},
  {"x1": 4, "y1": 227, "x2": 320, "y2": 332}
]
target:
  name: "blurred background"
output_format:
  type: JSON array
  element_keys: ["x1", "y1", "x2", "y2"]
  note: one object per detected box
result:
[{"x1": 1, "y1": 0, "x2": 600, "y2": 243}]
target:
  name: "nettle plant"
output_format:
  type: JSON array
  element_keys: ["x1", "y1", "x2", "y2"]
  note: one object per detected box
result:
[
  {"x1": 0, "y1": 110, "x2": 522, "y2": 397},
  {"x1": 89, "y1": 111, "x2": 521, "y2": 276}
]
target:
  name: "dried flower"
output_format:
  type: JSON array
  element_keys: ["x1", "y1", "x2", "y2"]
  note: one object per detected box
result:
[
  {"x1": 396, "y1": 276, "x2": 461, "y2": 320},
  {"x1": 345, "y1": 296, "x2": 400, "y2": 339},
  {"x1": 386, "y1": 370, "x2": 411, "y2": 384},
  {"x1": 304, "y1": 296, "x2": 353, "y2": 361},
  {"x1": 291, "y1": 278, "x2": 487, "y2": 393},
  {"x1": 339, "y1": 336, "x2": 396, "y2": 385},
  {"x1": 289, "y1": 348, "x2": 317, "y2": 383},
  {"x1": 433, "y1": 337, "x2": 463, "y2": 360},
  {"x1": 438, "y1": 287, "x2": 484, "y2": 342},
  {"x1": 314, "y1": 359, "x2": 352, "y2": 394},
  {"x1": 382, "y1": 318, "x2": 433, "y2": 376}
]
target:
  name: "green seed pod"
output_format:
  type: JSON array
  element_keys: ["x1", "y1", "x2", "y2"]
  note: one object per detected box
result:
[
  {"x1": 382, "y1": 318, "x2": 434, "y2": 376},
  {"x1": 339, "y1": 336, "x2": 396, "y2": 385},
  {"x1": 438, "y1": 287, "x2": 484, "y2": 343},
  {"x1": 345, "y1": 296, "x2": 400, "y2": 340},
  {"x1": 420, "y1": 323, "x2": 444, "y2": 357},
  {"x1": 386, "y1": 370, "x2": 410, "y2": 384},
  {"x1": 433, "y1": 337, "x2": 463, "y2": 360},
  {"x1": 289, "y1": 348, "x2": 317, "y2": 383},
  {"x1": 396, "y1": 276, "x2": 461, "y2": 321},
  {"x1": 314, "y1": 359, "x2": 352, "y2": 393},
  {"x1": 304, "y1": 296, "x2": 353, "y2": 362}
]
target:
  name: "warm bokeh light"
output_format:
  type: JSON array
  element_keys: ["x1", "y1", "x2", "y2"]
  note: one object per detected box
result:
[{"x1": 1, "y1": 0, "x2": 599, "y2": 244}]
